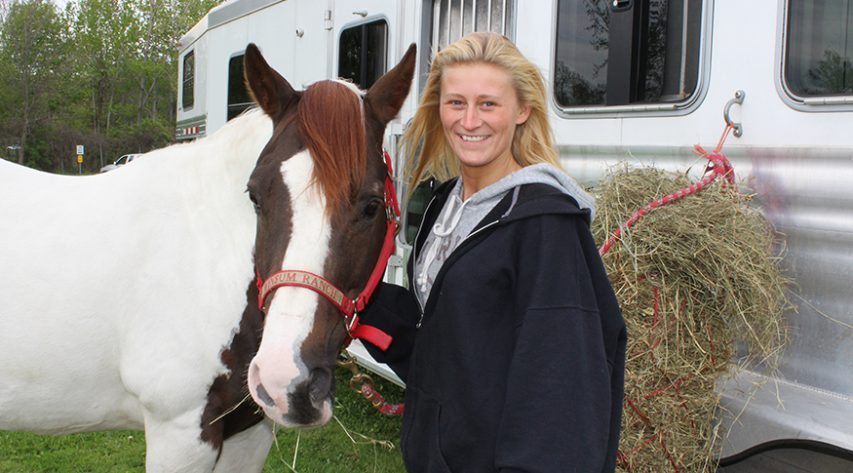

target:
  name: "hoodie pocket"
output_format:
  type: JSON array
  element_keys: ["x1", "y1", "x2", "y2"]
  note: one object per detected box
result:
[{"x1": 401, "y1": 388, "x2": 453, "y2": 473}]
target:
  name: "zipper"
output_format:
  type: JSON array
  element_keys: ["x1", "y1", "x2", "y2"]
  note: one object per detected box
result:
[
  {"x1": 412, "y1": 193, "x2": 439, "y2": 326},
  {"x1": 462, "y1": 219, "x2": 500, "y2": 244},
  {"x1": 415, "y1": 218, "x2": 503, "y2": 328}
]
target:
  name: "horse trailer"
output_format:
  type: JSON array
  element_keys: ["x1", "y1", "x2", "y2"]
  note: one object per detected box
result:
[{"x1": 176, "y1": 1, "x2": 853, "y2": 471}]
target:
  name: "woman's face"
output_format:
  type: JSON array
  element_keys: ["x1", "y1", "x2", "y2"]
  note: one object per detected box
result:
[{"x1": 439, "y1": 63, "x2": 531, "y2": 182}]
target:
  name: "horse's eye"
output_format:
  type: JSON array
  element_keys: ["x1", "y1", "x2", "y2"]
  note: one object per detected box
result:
[{"x1": 362, "y1": 199, "x2": 381, "y2": 219}]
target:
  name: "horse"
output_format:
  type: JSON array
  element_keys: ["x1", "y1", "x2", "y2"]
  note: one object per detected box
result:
[{"x1": 0, "y1": 43, "x2": 416, "y2": 472}]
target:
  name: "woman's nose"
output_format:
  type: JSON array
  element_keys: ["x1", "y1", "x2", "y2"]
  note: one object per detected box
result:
[{"x1": 461, "y1": 106, "x2": 481, "y2": 129}]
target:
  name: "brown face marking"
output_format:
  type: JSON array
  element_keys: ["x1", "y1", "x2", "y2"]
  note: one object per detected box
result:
[{"x1": 248, "y1": 114, "x2": 300, "y2": 286}]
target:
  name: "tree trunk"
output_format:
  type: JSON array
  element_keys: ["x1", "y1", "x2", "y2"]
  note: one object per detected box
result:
[
  {"x1": 148, "y1": 77, "x2": 157, "y2": 119},
  {"x1": 17, "y1": 81, "x2": 31, "y2": 165},
  {"x1": 138, "y1": 76, "x2": 145, "y2": 125}
]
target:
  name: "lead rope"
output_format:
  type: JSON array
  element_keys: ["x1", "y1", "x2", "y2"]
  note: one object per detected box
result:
[
  {"x1": 338, "y1": 355, "x2": 405, "y2": 416},
  {"x1": 599, "y1": 124, "x2": 736, "y2": 256}
]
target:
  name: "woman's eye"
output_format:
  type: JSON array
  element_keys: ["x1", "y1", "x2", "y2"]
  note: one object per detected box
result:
[{"x1": 481, "y1": 101, "x2": 496, "y2": 108}]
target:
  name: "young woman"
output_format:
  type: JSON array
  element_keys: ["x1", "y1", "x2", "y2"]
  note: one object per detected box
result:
[{"x1": 361, "y1": 32, "x2": 626, "y2": 473}]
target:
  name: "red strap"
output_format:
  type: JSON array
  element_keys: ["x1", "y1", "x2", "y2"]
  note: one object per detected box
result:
[
  {"x1": 348, "y1": 318, "x2": 392, "y2": 351},
  {"x1": 353, "y1": 153, "x2": 399, "y2": 313},
  {"x1": 348, "y1": 165, "x2": 399, "y2": 349},
  {"x1": 354, "y1": 219, "x2": 397, "y2": 312},
  {"x1": 383, "y1": 150, "x2": 401, "y2": 217}
]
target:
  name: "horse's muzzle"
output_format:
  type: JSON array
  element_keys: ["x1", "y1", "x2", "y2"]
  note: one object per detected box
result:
[{"x1": 247, "y1": 359, "x2": 334, "y2": 428}]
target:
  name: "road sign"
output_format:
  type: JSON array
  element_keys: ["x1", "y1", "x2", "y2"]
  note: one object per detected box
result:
[
  {"x1": 77, "y1": 155, "x2": 83, "y2": 164},
  {"x1": 76, "y1": 145, "x2": 84, "y2": 155}
]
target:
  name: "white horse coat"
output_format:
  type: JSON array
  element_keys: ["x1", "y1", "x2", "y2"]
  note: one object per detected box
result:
[{"x1": 0, "y1": 110, "x2": 274, "y2": 471}]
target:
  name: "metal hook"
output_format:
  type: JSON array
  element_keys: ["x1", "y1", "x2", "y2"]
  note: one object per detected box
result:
[{"x1": 723, "y1": 90, "x2": 745, "y2": 138}]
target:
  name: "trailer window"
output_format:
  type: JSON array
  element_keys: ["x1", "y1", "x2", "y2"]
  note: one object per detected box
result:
[
  {"x1": 785, "y1": 0, "x2": 853, "y2": 97},
  {"x1": 182, "y1": 51, "x2": 194, "y2": 110},
  {"x1": 227, "y1": 54, "x2": 252, "y2": 121},
  {"x1": 554, "y1": 0, "x2": 703, "y2": 108},
  {"x1": 339, "y1": 20, "x2": 388, "y2": 89}
]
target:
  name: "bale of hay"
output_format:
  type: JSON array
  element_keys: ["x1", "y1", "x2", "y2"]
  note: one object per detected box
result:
[{"x1": 590, "y1": 165, "x2": 790, "y2": 473}]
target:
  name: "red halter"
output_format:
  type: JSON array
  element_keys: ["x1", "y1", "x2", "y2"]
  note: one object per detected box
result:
[{"x1": 255, "y1": 151, "x2": 400, "y2": 351}]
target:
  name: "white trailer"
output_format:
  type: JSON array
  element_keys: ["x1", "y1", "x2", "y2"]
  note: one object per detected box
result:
[{"x1": 177, "y1": 1, "x2": 853, "y2": 471}]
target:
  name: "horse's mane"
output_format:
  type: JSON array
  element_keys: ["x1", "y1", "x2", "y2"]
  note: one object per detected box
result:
[{"x1": 297, "y1": 81, "x2": 367, "y2": 214}]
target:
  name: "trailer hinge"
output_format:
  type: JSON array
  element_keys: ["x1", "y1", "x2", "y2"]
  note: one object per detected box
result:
[{"x1": 324, "y1": 9, "x2": 333, "y2": 30}]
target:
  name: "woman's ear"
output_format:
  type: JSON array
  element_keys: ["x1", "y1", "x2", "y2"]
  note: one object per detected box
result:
[{"x1": 516, "y1": 104, "x2": 532, "y2": 125}]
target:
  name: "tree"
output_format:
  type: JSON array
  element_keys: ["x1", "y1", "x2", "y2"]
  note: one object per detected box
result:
[
  {"x1": 64, "y1": 0, "x2": 218, "y2": 167},
  {"x1": 0, "y1": 0, "x2": 65, "y2": 167},
  {"x1": 0, "y1": 0, "x2": 218, "y2": 173}
]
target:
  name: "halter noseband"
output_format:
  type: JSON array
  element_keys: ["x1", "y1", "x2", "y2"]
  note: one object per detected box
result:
[{"x1": 255, "y1": 151, "x2": 399, "y2": 351}]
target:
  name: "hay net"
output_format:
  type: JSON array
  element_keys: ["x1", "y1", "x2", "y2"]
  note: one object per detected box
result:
[{"x1": 591, "y1": 164, "x2": 790, "y2": 473}]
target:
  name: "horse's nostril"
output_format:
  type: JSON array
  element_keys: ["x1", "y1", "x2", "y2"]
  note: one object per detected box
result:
[
  {"x1": 248, "y1": 361, "x2": 276, "y2": 407},
  {"x1": 255, "y1": 383, "x2": 276, "y2": 407},
  {"x1": 308, "y1": 367, "x2": 332, "y2": 403}
]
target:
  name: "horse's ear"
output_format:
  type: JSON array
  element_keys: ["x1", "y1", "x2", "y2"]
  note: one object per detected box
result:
[
  {"x1": 365, "y1": 43, "x2": 417, "y2": 125},
  {"x1": 244, "y1": 43, "x2": 298, "y2": 121}
]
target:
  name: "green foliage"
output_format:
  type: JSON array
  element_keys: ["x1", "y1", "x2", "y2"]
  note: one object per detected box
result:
[
  {"x1": 0, "y1": 368, "x2": 407, "y2": 472},
  {"x1": 0, "y1": 0, "x2": 219, "y2": 172},
  {"x1": 0, "y1": 0, "x2": 66, "y2": 166}
]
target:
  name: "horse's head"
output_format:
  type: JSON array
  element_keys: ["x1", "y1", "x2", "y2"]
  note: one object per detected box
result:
[{"x1": 242, "y1": 43, "x2": 415, "y2": 427}]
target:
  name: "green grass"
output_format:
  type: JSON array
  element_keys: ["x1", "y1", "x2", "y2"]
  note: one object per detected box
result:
[
  {"x1": 0, "y1": 430, "x2": 145, "y2": 473},
  {"x1": 0, "y1": 368, "x2": 406, "y2": 473}
]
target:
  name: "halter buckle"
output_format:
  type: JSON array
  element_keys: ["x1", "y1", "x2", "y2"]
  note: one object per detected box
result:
[{"x1": 345, "y1": 300, "x2": 360, "y2": 334}]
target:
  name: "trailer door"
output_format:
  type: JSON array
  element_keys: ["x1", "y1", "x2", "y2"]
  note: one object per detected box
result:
[{"x1": 331, "y1": 1, "x2": 399, "y2": 89}]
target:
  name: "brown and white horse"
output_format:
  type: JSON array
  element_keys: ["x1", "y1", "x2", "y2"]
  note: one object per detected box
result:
[{"x1": 0, "y1": 44, "x2": 415, "y2": 472}]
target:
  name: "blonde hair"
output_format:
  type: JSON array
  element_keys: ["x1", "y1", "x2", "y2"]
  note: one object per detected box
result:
[{"x1": 404, "y1": 32, "x2": 560, "y2": 189}]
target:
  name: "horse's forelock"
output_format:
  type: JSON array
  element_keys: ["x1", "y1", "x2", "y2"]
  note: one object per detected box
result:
[{"x1": 297, "y1": 81, "x2": 367, "y2": 215}]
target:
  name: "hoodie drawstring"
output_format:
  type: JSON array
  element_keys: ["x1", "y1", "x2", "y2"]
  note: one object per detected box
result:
[{"x1": 416, "y1": 193, "x2": 467, "y2": 295}]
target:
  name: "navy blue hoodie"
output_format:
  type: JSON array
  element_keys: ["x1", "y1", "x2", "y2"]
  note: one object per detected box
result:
[{"x1": 361, "y1": 178, "x2": 626, "y2": 473}]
